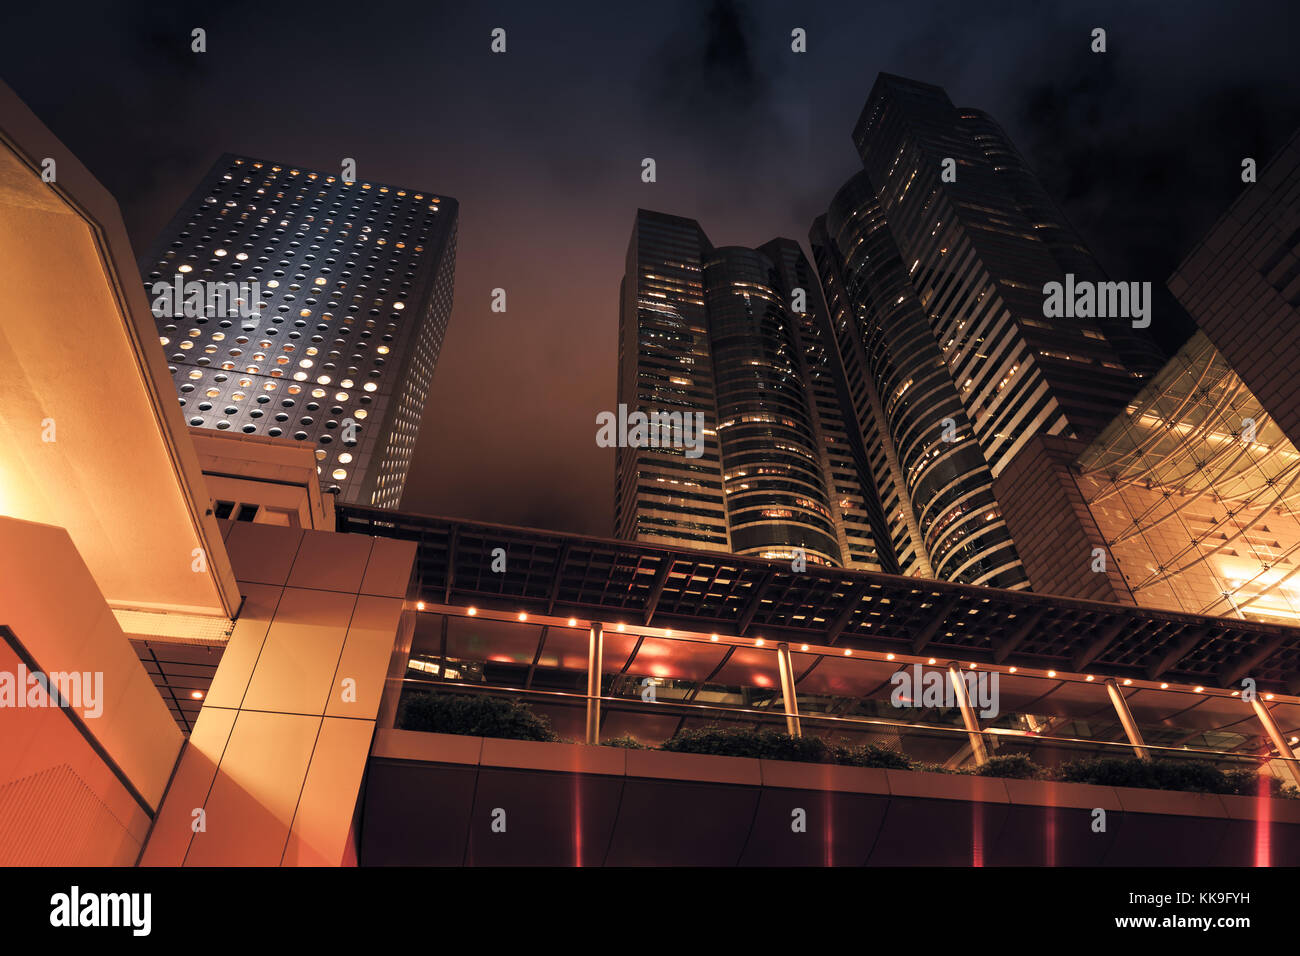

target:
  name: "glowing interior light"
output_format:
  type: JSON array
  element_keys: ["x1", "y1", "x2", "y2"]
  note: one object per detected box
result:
[{"x1": 467, "y1": 607, "x2": 477, "y2": 616}]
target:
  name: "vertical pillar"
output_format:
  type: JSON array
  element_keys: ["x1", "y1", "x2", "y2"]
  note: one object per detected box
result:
[
  {"x1": 1105, "y1": 678, "x2": 1151, "y2": 761},
  {"x1": 585, "y1": 622, "x2": 603, "y2": 745},
  {"x1": 947, "y1": 662, "x2": 989, "y2": 766},
  {"x1": 776, "y1": 643, "x2": 802, "y2": 737},
  {"x1": 1250, "y1": 696, "x2": 1300, "y2": 788}
]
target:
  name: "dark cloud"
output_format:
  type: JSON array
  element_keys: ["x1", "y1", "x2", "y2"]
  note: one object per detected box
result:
[
  {"x1": 1011, "y1": 44, "x2": 1300, "y2": 350},
  {"x1": 641, "y1": 0, "x2": 791, "y2": 168}
]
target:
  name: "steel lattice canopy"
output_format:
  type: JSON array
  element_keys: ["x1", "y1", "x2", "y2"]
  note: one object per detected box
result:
[{"x1": 338, "y1": 505, "x2": 1300, "y2": 694}]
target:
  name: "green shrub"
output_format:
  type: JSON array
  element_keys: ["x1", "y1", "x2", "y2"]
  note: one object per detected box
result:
[
  {"x1": 1222, "y1": 768, "x2": 1295, "y2": 798},
  {"x1": 661, "y1": 726, "x2": 831, "y2": 763},
  {"x1": 830, "y1": 741, "x2": 914, "y2": 769},
  {"x1": 1055, "y1": 756, "x2": 1153, "y2": 789},
  {"x1": 1053, "y1": 756, "x2": 1260, "y2": 795},
  {"x1": 399, "y1": 692, "x2": 558, "y2": 742},
  {"x1": 602, "y1": 734, "x2": 648, "y2": 749},
  {"x1": 973, "y1": 752, "x2": 1044, "y2": 779},
  {"x1": 1151, "y1": 759, "x2": 1238, "y2": 793}
]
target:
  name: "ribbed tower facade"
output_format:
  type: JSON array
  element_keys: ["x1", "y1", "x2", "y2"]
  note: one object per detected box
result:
[
  {"x1": 140, "y1": 154, "x2": 458, "y2": 508},
  {"x1": 811, "y1": 175, "x2": 1025, "y2": 588},
  {"x1": 850, "y1": 75, "x2": 1160, "y2": 476},
  {"x1": 797, "y1": 73, "x2": 1178, "y2": 589},
  {"x1": 616, "y1": 210, "x2": 884, "y2": 569}
]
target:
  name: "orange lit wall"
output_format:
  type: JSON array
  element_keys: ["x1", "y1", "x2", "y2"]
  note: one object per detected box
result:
[
  {"x1": 0, "y1": 516, "x2": 184, "y2": 864},
  {"x1": 142, "y1": 523, "x2": 415, "y2": 865}
]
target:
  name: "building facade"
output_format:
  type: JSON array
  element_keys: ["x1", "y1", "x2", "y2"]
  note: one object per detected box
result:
[
  {"x1": 850, "y1": 75, "x2": 1161, "y2": 476},
  {"x1": 139, "y1": 154, "x2": 458, "y2": 508},
  {"x1": 812, "y1": 177, "x2": 1025, "y2": 588},
  {"x1": 802, "y1": 74, "x2": 1177, "y2": 590},
  {"x1": 616, "y1": 210, "x2": 885, "y2": 569}
]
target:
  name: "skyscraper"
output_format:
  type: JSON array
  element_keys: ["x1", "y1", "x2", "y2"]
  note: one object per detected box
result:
[
  {"x1": 139, "y1": 154, "x2": 458, "y2": 508},
  {"x1": 802, "y1": 74, "x2": 1173, "y2": 590},
  {"x1": 849, "y1": 74, "x2": 1161, "y2": 476},
  {"x1": 811, "y1": 176, "x2": 1026, "y2": 588},
  {"x1": 615, "y1": 210, "x2": 885, "y2": 570},
  {"x1": 615, "y1": 211, "x2": 728, "y2": 551}
]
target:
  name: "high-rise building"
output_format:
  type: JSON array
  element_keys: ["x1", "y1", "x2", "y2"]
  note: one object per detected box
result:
[
  {"x1": 139, "y1": 154, "x2": 458, "y2": 508},
  {"x1": 812, "y1": 177, "x2": 1026, "y2": 588},
  {"x1": 850, "y1": 74, "x2": 1161, "y2": 476},
  {"x1": 759, "y1": 237, "x2": 893, "y2": 572},
  {"x1": 615, "y1": 211, "x2": 729, "y2": 551},
  {"x1": 804, "y1": 74, "x2": 1174, "y2": 590},
  {"x1": 615, "y1": 210, "x2": 885, "y2": 569}
]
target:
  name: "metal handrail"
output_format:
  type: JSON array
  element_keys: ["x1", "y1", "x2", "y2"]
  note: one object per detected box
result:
[{"x1": 395, "y1": 674, "x2": 1294, "y2": 772}]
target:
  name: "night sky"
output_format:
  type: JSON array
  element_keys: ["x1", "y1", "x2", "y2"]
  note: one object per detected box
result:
[{"x1": 3, "y1": 0, "x2": 1298, "y2": 536}]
